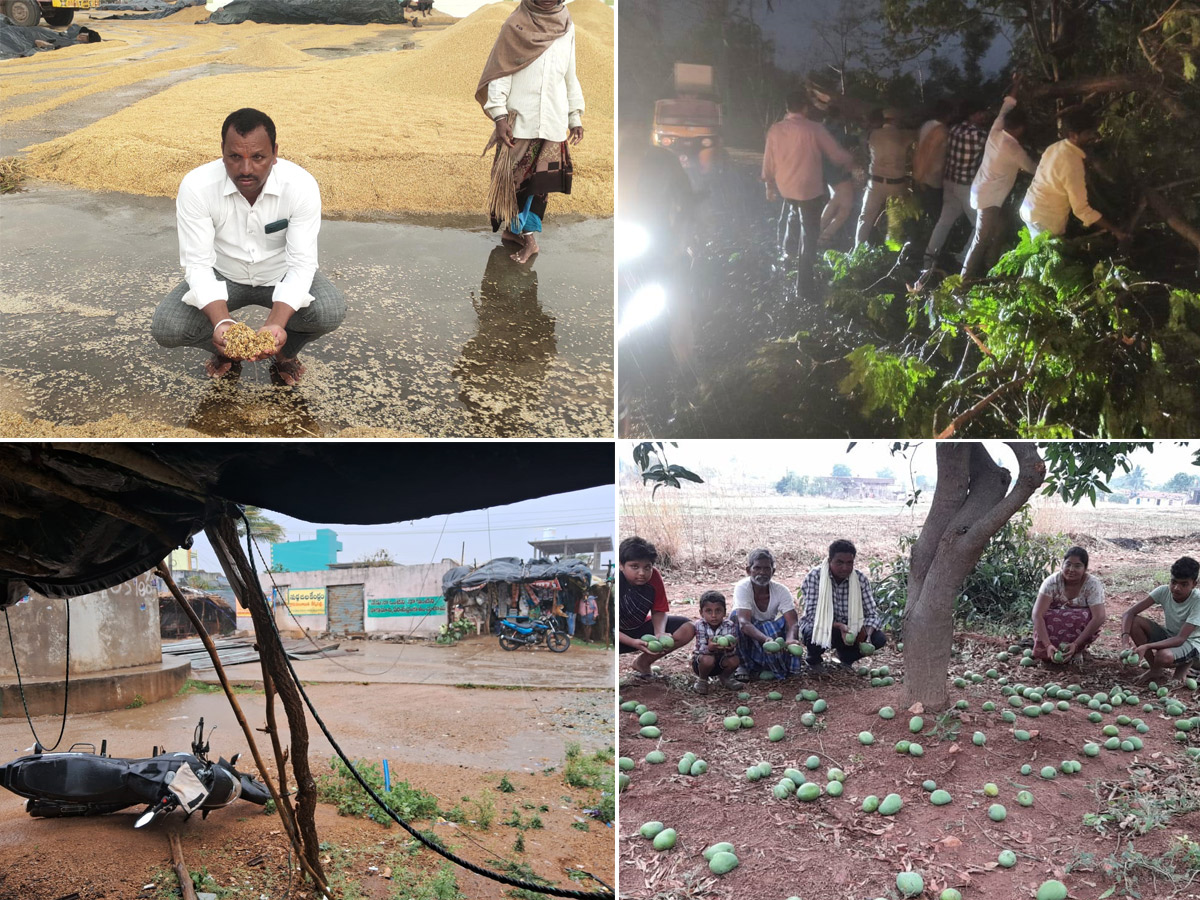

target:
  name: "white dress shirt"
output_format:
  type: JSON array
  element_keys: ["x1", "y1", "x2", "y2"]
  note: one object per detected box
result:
[
  {"x1": 971, "y1": 96, "x2": 1037, "y2": 210},
  {"x1": 484, "y1": 25, "x2": 584, "y2": 141},
  {"x1": 1019, "y1": 138, "x2": 1102, "y2": 236},
  {"x1": 176, "y1": 158, "x2": 321, "y2": 311}
]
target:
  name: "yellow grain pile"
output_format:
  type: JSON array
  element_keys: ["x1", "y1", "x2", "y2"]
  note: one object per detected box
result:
[
  {"x1": 20, "y1": 1, "x2": 614, "y2": 217},
  {"x1": 216, "y1": 34, "x2": 315, "y2": 67}
]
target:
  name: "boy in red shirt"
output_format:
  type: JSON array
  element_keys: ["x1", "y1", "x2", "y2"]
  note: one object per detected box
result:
[{"x1": 618, "y1": 536, "x2": 694, "y2": 679}]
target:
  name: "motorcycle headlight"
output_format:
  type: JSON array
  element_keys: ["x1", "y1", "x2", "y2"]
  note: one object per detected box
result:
[
  {"x1": 658, "y1": 136, "x2": 673, "y2": 146},
  {"x1": 616, "y1": 223, "x2": 652, "y2": 264},
  {"x1": 617, "y1": 283, "x2": 667, "y2": 342}
]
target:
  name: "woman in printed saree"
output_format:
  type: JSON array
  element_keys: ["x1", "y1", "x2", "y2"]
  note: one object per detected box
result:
[
  {"x1": 1031, "y1": 546, "x2": 1107, "y2": 664},
  {"x1": 475, "y1": 0, "x2": 585, "y2": 263},
  {"x1": 732, "y1": 548, "x2": 805, "y2": 681}
]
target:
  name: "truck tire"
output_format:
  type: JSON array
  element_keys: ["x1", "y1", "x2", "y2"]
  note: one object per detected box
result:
[
  {"x1": 6, "y1": 0, "x2": 42, "y2": 26},
  {"x1": 42, "y1": 6, "x2": 75, "y2": 25}
]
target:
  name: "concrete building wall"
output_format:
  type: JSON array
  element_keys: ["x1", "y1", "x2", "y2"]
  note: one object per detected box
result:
[
  {"x1": 254, "y1": 563, "x2": 454, "y2": 636},
  {"x1": 0, "y1": 573, "x2": 161, "y2": 677},
  {"x1": 272, "y1": 529, "x2": 343, "y2": 572}
]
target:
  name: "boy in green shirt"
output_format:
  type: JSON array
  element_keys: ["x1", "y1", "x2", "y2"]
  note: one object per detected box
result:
[{"x1": 1121, "y1": 556, "x2": 1200, "y2": 685}]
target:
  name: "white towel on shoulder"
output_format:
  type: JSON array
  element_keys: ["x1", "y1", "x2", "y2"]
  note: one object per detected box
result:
[{"x1": 812, "y1": 561, "x2": 863, "y2": 649}]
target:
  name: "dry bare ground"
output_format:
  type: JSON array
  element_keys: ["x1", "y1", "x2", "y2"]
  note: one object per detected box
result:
[{"x1": 618, "y1": 491, "x2": 1200, "y2": 900}]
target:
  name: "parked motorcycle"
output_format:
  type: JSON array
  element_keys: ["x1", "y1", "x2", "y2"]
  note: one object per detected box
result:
[
  {"x1": 496, "y1": 615, "x2": 570, "y2": 652},
  {"x1": 0, "y1": 718, "x2": 270, "y2": 827}
]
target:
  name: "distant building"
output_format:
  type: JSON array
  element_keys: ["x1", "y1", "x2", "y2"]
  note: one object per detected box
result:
[
  {"x1": 825, "y1": 476, "x2": 903, "y2": 501},
  {"x1": 526, "y1": 535, "x2": 613, "y2": 577},
  {"x1": 271, "y1": 528, "x2": 342, "y2": 572},
  {"x1": 167, "y1": 548, "x2": 197, "y2": 572},
  {"x1": 255, "y1": 561, "x2": 454, "y2": 637},
  {"x1": 1128, "y1": 490, "x2": 1191, "y2": 507}
]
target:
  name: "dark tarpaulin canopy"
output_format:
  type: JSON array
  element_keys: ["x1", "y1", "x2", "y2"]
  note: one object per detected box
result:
[
  {"x1": 0, "y1": 442, "x2": 611, "y2": 605},
  {"x1": 442, "y1": 557, "x2": 593, "y2": 594},
  {"x1": 209, "y1": 0, "x2": 407, "y2": 25}
]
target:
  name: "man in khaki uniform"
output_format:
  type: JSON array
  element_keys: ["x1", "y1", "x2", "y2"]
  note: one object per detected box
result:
[{"x1": 855, "y1": 108, "x2": 915, "y2": 247}]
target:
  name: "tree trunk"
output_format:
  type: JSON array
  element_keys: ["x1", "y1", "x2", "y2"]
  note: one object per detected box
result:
[
  {"x1": 205, "y1": 515, "x2": 328, "y2": 894},
  {"x1": 900, "y1": 443, "x2": 1047, "y2": 710}
]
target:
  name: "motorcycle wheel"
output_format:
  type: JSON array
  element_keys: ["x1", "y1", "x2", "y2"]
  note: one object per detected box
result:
[
  {"x1": 498, "y1": 634, "x2": 523, "y2": 651},
  {"x1": 547, "y1": 631, "x2": 570, "y2": 653}
]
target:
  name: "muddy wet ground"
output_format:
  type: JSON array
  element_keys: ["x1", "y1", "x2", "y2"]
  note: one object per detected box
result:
[
  {"x1": 0, "y1": 183, "x2": 613, "y2": 436},
  {"x1": 0, "y1": 639, "x2": 615, "y2": 899}
]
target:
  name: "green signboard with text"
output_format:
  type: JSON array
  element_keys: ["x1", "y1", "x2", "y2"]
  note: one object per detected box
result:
[{"x1": 367, "y1": 596, "x2": 445, "y2": 618}]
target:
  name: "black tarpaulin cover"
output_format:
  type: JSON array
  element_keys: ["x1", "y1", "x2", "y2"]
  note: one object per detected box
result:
[
  {"x1": 0, "y1": 15, "x2": 87, "y2": 59},
  {"x1": 442, "y1": 557, "x2": 593, "y2": 595},
  {"x1": 209, "y1": 0, "x2": 407, "y2": 25},
  {"x1": 0, "y1": 443, "x2": 611, "y2": 604}
]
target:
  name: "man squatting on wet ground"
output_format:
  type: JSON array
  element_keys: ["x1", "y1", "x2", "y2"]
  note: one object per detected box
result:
[
  {"x1": 476, "y1": 0, "x2": 584, "y2": 264},
  {"x1": 152, "y1": 108, "x2": 346, "y2": 386}
]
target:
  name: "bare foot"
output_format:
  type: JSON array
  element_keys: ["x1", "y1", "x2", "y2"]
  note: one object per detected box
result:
[
  {"x1": 510, "y1": 233, "x2": 539, "y2": 263},
  {"x1": 270, "y1": 355, "x2": 306, "y2": 386},
  {"x1": 205, "y1": 353, "x2": 241, "y2": 379},
  {"x1": 500, "y1": 228, "x2": 523, "y2": 246}
]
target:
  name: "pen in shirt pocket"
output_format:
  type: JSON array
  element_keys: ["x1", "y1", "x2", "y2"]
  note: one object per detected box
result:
[{"x1": 265, "y1": 218, "x2": 289, "y2": 234}]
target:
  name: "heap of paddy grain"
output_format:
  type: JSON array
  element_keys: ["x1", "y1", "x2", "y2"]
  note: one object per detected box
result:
[
  {"x1": 21, "y1": 1, "x2": 614, "y2": 217},
  {"x1": 215, "y1": 35, "x2": 315, "y2": 68}
]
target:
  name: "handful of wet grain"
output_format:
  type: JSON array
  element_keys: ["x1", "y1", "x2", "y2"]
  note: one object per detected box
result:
[{"x1": 223, "y1": 322, "x2": 276, "y2": 360}]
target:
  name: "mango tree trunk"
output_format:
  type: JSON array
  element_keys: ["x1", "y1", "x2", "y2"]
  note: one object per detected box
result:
[{"x1": 900, "y1": 443, "x2": 1047, "y2": 710}]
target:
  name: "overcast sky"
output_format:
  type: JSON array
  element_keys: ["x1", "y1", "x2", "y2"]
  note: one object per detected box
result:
[
  {"x1": 619, "y1": 441, "x2": 1197, "y2": 488},
  {"x1": 188, "y1": 485, "x2": 615, "y2": 573}
]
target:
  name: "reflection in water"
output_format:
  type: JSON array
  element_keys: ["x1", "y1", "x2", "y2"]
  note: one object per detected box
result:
[
  {"x1": 453, "y1": 246, "x2": 557, "y2": 435},
  {"x1": 185, "y1": 379, "x2": 325, "y2": 437}
]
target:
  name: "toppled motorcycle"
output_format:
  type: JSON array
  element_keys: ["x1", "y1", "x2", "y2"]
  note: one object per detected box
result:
[{"x1": 0, "y1": 718, "x2": 269, "y2": 826}]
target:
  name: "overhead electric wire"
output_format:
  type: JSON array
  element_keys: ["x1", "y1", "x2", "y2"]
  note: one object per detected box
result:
[{"x1": 239, "y1": 518, "x2": 613, "y2": 900}]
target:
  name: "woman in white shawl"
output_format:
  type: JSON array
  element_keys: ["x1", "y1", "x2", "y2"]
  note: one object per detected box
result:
[{"x1": 798, "y1": 539, "x2": 886, "y2": 673}]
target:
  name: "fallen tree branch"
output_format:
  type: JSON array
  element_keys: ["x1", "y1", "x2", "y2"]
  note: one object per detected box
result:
[
  {"x1": 1143, "y1": 186, "x2": 1200, "y2": 253},
  {"x1": 1029, "y1": 74, "x2": 1187, "y2": 117},
  {"x1": 168, "y1": 832, "x2": 200, "y2": 900},
  {"x1": 936, "y1": 370, "x2": 1031, "y2": 439}
]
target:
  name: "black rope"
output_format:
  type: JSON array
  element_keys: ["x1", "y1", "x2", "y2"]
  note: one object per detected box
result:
[
  {"x1": 240, "y1": 514, "x2": 614, "y2": 900},
  {"x1": 5, "y1": 597, "x2": 70, "y2": 752}
]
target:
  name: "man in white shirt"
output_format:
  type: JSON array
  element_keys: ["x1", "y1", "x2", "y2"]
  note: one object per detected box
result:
[
  {"x1": 1019, "y1": 108, "x2": 1129, "y2": 243},
  {"x1": 476, "y1": 0, "x2": 584, "y2": 264},
  {"x1": 962, "y1": 87, "x2": 1037, "y2": 280},
  {"x1": 151, "y1": 108, "x2": 345, "y2": 385}
]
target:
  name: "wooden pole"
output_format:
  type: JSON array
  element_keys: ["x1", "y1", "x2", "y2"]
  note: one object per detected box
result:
[
  {"x1": 204, "y1": 515, "x2": 328, "y2": 894},
  {"x1": 155, "y1": 562, "x2": 326, "y2": 897}
]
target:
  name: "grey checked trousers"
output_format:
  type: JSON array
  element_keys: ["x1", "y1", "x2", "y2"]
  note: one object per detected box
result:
[{"x1": 152, "y1": 270, "x2": 346, "y2": 359}]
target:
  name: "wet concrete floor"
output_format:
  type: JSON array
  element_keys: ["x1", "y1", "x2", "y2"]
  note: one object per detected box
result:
[{"x1": 0, "y1": 183, "x2": 613, "y2": 436}]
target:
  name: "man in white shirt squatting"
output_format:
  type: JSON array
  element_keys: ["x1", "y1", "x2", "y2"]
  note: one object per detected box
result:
[
  {"x1": 476, "y1": 0, "x2": 584, "y2": 264},
  {"x1": 151, "y1": 108, "x2": 346, "y2": 385},
  {"x1": 1019, "y1": 107, "x2": 1130, "y2": 244}
]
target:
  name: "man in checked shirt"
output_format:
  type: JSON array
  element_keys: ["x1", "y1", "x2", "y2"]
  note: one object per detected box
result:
[
  {"x1": 914, "y1": 99, "x2": 992, "y2": 289},
  {"x1": 152, "y1": 108, "x2": 346, "y2": 385},
  {"x1": 798, "y1": 539, "x2": 887, "y2": 673}
]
